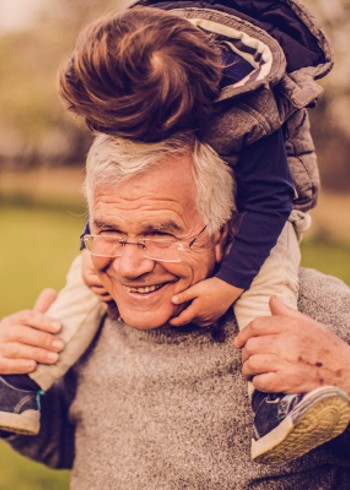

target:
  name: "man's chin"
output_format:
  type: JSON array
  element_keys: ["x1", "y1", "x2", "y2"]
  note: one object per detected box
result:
[{"x1": 117, "y1": 308, "x2": 175, "y2": 331}]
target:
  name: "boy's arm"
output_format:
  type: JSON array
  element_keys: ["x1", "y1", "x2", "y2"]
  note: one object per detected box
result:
[
  {"x1": 216, "y1": 128, "x2": 294, "y2": 290},
  {"x1": 170, "y1": 129, "x2": 295, "y2": 328}
]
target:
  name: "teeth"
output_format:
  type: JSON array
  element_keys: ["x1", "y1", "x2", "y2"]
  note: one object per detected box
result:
[{"x1": 126, "y1": 284, "x2": 163, "y2": 294}]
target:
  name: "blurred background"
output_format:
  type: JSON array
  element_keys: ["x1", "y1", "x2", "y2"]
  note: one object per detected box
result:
[{"x1": 0, "y1": 0, "x2": 349, "y2": 488}]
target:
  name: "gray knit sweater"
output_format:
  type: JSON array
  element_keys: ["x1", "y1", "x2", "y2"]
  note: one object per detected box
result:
[{"x1": 7, "y1": 269, "x2": 350, "y2": 489}]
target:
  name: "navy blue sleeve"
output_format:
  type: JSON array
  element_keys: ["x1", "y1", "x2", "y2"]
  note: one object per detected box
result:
[
  {"x1": 80, "y1": 220, "x2": 90, "y2": 250},
  {"x1": 216, "y1": 129, "x2": 294, "y2": 289}
]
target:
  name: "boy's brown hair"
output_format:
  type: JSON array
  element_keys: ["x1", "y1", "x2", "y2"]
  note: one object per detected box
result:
[{"x1": 58, "y1": 6, "x2": 222, "y2": 142}]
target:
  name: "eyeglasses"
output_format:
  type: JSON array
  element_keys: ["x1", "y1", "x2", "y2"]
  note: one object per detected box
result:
[{"x1": 83, "y1": 225, "x2": 207, "y2": 263}]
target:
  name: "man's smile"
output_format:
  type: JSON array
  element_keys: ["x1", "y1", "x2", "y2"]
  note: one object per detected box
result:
[{"x1": 123, "y1": 283, "x2": 167, "y2": 294}]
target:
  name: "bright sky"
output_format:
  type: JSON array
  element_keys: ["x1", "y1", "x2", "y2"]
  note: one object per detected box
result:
[
  {"x1": 0, "y1": 0, "x2": 45, "y2": 34},
  {"x1": 0, "y1": 0, "x2": 134, "y2": 34}
]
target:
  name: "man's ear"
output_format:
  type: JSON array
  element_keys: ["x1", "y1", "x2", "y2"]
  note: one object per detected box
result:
[{"x1": 213, "y1": 221, "x2": 231, "y2": 263}]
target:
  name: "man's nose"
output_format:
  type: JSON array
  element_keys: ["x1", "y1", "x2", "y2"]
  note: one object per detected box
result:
[{"x1": 111, "y1": 244, "x2": 156, "y2": 279}]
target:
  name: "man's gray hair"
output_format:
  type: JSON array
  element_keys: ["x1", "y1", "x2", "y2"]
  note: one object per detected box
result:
[{"x1": 85, "y1": 132, "x2": 236, "y2": 233}]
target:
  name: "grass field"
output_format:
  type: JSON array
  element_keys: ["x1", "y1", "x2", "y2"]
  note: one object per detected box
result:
[
  {"x1": 301, "y1": 238, "x2": 350, "y2": 285},
  {"x1": 0, "y1": 195, "x2": 349, "y2": 488},
  {"x1": 0, "y1": 199, "x2": 86, "y2": 489},
  {"x1": 0, "y1": 198, "x2": 86, "y2": 315}
]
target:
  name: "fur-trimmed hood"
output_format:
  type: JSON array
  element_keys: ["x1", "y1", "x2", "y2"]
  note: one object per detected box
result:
[
  {"x1": 132, "y1": 0, "x2": 333, "y2": 107},
  {"x1": 131, "y1": 0, "x2": 333, "y2": 210}
]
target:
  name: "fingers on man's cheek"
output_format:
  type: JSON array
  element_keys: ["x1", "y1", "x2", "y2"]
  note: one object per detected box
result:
[
  {"x1": 170, "y1": 307, "x2": 194, "y2": 326},
  {"x1": 92, "y1": 257, "x2": 108, "y2": 271},
  {"x1": 170, "y1": 315, "x2": 187, "y2": 327}
]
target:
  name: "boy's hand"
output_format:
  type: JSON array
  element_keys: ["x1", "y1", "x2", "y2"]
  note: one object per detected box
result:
[
  {"x1": 170, "y1": 277, "x2": 243, "y2": 328},
  {"x1": 81, "y1": 249, "x2": 113, "y2": 307}
]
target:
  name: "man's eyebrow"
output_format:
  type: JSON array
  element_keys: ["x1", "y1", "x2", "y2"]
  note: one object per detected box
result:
[
  {"x1": 142, "y1": 222, "x2": 182, "y2": 234},
  {"x1": 93, "y1": 219, "x2": 120, "y2": 230},
  {"x1": 92, "y1": 219, "x2": 181, "y2": 233}
]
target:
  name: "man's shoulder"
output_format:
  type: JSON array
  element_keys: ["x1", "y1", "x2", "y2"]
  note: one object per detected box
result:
[{"x1": 299, "y1": 267, "x2": 350, "y2": 341}]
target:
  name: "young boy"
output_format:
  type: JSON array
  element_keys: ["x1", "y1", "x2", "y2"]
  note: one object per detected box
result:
[{"x1": 1, "y1": 2, "x2": 349, "y2": 465}]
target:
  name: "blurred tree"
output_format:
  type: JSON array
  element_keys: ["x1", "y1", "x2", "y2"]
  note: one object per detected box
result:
[
  {"x1": 303, "y1": 0, "x2": 350, "y2": 191},
  {"x1": 0, "y1": 0, "x2": 133, "y2": 168}
]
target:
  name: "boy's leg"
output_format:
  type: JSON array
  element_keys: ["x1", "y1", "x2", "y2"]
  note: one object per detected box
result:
[
  {"x1": 0, "y1": 254, "x2": 104, "y2": 435},
  {"x1": 235, "y1": 215, "x2": 299, "y2": 401},
  {"x1": 30, "y1": 254, "x2": 104, "y2": 391},
  {"x1": 234, "y1": 215, "x2": 300, "y2": 331},
  {"x1": 234, "y1": 213, "x2": 350, "y2": 464}
]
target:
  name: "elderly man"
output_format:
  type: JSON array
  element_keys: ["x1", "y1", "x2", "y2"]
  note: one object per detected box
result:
[{"x1": 1, "y1": 133, "x2": 350, "y2": 488}]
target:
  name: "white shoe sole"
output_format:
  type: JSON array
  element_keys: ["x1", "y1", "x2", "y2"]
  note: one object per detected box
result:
[
  {"x1": 251, "y1": 386, "x2": 350, "y2": 465},
  {"x1": 0, "y1": 410, "x2": 40, "y2": 435}
]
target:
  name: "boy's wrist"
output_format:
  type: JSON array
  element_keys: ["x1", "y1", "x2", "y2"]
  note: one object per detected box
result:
[{"x1": 212, "y1": 277, "x2": 244, "y2": 302}]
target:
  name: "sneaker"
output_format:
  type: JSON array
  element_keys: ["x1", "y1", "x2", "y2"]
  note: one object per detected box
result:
[
  {"x1": 0, "y1": 376, "x2": 42, "y2": 435},
  {"x1": 251, "y1": 385, "x2": 350, "y2": 465}
]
